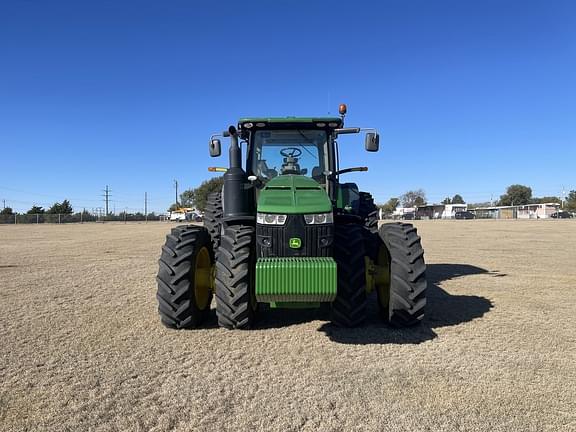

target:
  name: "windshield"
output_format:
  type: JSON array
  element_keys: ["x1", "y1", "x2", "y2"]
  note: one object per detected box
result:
[{"x1": 251, "y1": 129, "x2": 328, "y2": 183}]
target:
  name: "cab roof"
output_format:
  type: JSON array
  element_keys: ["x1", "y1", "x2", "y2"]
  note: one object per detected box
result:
[{"x1": 238, "y1": 117, "x2": 343, "y2": 127}]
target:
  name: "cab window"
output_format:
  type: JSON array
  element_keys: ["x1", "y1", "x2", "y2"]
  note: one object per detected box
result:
[{"x1": 251, "y1": 129, "x2": 328, "y2": 184}]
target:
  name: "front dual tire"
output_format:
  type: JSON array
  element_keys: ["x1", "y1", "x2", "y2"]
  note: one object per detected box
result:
[
  {"x1": 156, "y1": 224, "x2": 258, "y2": 330},
  {"x1": 332, "y1": 224, "x2": 368, "y2": 327},
  {"x1": 373, "y1": 223, "x2": 427, "y2": 326},
  {"x1": 214, "y1": 225, "x2": 258, "y2": 330},
  {"x1": 331, "y1": 222, "x2": 427, "y2": 328},
  {"x1": 156, "y1": 226, "x2": 214, "y2": 329}
]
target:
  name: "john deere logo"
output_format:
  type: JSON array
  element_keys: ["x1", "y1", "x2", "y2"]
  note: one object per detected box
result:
[{"x1": 289, "y1": 238, "x2": 301, "y2": 249}]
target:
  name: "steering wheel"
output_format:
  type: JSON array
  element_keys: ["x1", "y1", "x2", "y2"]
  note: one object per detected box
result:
[{"x1": 280, "y1": 147, "x2": 302, "y2": 158}]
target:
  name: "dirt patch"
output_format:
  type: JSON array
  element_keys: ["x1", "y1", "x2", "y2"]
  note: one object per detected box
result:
[{"x1": 0, "y1": 220, "x2": 575, "y2": 431}]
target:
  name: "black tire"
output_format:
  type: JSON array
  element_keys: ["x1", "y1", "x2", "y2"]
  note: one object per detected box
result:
[
  {"x1": 378, "y1": 223, "x2": 427, "y2": 326},
  {"x1": 359, "y1": 192, "x2": 378, "y2": 234},
  {"x1": 359, "y1": 191, "x2": 379, "y2": 260},
  {"x1": 156, "y1": 225, "x2": 214, "y2": 329},
  {"x1": 332, "y1": 223, "x2": 368, "y2": 327},
  {"x1": 204, "y1": 192, "x2": 223, "y2": 252},
  {"x1": 215, "y1": 225, "x2": 257, "y2": 329}
]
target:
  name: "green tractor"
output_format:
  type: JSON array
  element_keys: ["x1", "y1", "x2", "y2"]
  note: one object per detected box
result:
[{"x1": 156, "y1": 104, "x2": 427, "y2": 329}]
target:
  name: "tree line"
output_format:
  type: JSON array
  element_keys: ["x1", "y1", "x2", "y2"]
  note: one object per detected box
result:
[
  {"x1": 0, "y1": 199, "x2": 159, "y2": 220},
  {"x1": 1, "y1": 200, "x2": 74, "y2": 216}
]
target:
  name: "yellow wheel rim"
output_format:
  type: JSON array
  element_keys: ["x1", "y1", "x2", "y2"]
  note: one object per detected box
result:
[
  {"x1": 375, "y1": 244, "x2": 391, "y2": 310},
  {"x1": 194, "y1": 246, "x2": 212, "y2": 310}
]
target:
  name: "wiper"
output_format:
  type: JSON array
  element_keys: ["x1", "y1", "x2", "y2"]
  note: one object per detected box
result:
[{"x1": 296, "y1": 130, "x2": 318, "y2": 160}]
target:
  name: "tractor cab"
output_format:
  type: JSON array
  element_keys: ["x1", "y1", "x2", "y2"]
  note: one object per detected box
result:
[
  {"x1": 208, "y1": 104, "x2": 380, "y2": 218},
  {"x1": 241, "y1": 119, "x2": 338, "y2": 188}
]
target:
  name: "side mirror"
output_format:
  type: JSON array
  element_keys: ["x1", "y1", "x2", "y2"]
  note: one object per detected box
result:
[
  {"x1": 365, "y1": 133, "x2": 379, "y2": 152},
  {"x1": 209, "y1": 138, "x2": 221, "y2": 157}
]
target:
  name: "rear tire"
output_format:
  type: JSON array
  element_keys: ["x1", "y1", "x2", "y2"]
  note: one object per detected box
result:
[
  {"x1": 204, "y1": 192, "x2": 223, "y2": 252},
  {"x1": 215, "y1": 225, "x2": 258, "y2": 329},
  {"x1": 359, "y1": 192, "x2": 378, "y2": 234},
  {"x1": 359, "y1": 192, "x2": 379, "y2": 260},
  {"x1": 378, "y1": 223, "x2": 427, "y2": 326},
  {"x1": 332, "y1": 224, "x2": 367, "y2": 327},
  {"x1": 156, "y1": 226, "x2": 214, "y2": 329}
]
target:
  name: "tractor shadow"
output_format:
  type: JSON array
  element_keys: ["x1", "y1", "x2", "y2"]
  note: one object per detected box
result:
[
  {"x1": 201, "y1": 304, "x2": 329, "y2": 330},
  {"x1": 256, "y1": 303, "x2": 332, "y2": 328},
  {"x1": 317, "y1": 263, "x2": 499, "y2": 345}
]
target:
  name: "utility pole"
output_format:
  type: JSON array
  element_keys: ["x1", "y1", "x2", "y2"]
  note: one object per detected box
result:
[
  {"x1": 174, "y1": 180, "x2": 179, "y2": 208},
  {"x1": 2, "y1": 199, "x2": 5, "y2": 209},
  {"x1": 144, "y1": 192, "x2": 148, "y2": 222},
  {"x1": 103, "y1": 185, "x2": 111, "y2": 216}
]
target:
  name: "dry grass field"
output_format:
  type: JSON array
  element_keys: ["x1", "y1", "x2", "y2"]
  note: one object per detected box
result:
[{"x1": 1, "y1": 220, "x2": 575, "y2": 432}]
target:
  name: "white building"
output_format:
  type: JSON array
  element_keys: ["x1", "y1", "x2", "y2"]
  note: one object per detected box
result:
[
  {"x1": 472, "y1": 203, "x2": 560, "y2": 219},
  {"x1": 392, "y1": 207, "x2": 416, "y2": 219},
  {"x1": 415, "y1": 204, "x2": 468, "y2": 219},
  {"x1": 517, "y1": 203, "x2": 560, "y2": 219},
  {"x1": 441, "y1": 204, "x2": 467, "y2": 219}
]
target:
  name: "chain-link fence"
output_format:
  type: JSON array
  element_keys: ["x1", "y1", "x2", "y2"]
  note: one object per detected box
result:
[{"x1": 0, "y1": 213, "x2": 164, "y2": 224}]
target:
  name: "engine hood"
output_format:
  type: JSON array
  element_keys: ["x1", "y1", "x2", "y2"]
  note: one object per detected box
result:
[{"x1": 257, "y1": 175, "x2": 332, "y2": 214}]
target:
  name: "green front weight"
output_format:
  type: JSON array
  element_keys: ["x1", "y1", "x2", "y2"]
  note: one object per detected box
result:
[{"x1": 255, "y1": 257, "x2": 337, "y2": 303}]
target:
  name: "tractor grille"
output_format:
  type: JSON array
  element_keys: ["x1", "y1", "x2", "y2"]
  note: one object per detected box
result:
[{"x1": 256, "y1": 215, "x2": 333, "y2": 258}]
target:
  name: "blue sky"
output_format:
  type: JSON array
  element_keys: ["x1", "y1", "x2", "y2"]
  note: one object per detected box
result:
[{"x1": 1, "y1": 0, "x2": 575, "y2": 213}]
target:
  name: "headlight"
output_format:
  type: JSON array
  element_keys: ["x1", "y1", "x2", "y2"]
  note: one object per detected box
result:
[
  {"x1": 304, "y1": 212, "x2": 333, "y2": 224},
  {"x1": 257, "y1": 213, "x2": 287, "y2": 225}
]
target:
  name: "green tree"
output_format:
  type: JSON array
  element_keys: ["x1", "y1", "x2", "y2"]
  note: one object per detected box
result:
[
  {"x1": 180, "y1": 189, "x2": 195, "y2": 207},
  {"x1": 379, "y1": 197, "x2": 399, "y2": 216},
  {"x1": 451, "y1": 194, "x2": 465, "y2": 204},
  {"x1": 27, "y1": 205, "x2": 45, "y2": 214},
  {"x1": 47, "y1": 199, "x2": 73, "y2": 214},
  {"x1": 180, "y1": 176, "x2": 224, "y2": 212},
  {"x1": 565, "y1": 190, "x2": 576, "y2": 211},
  {"x1": 401, "y1": 189, "x2": 427, "y2": 207},
  {"x1": 441, "y1": 197, "x2": 451, "y2": 204},
  {"x1": 168, "y1": 203, "x2": 179, "y2": 212},
  {"x1": 498, "y1": 185, "x2": 532, "y2": 206},
  {"x1": 1, "y1": 207, "x2": 14, "y2": 215},
  {"x1": 61, "y1": 200, "x2": 73, "y2": 214}
]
